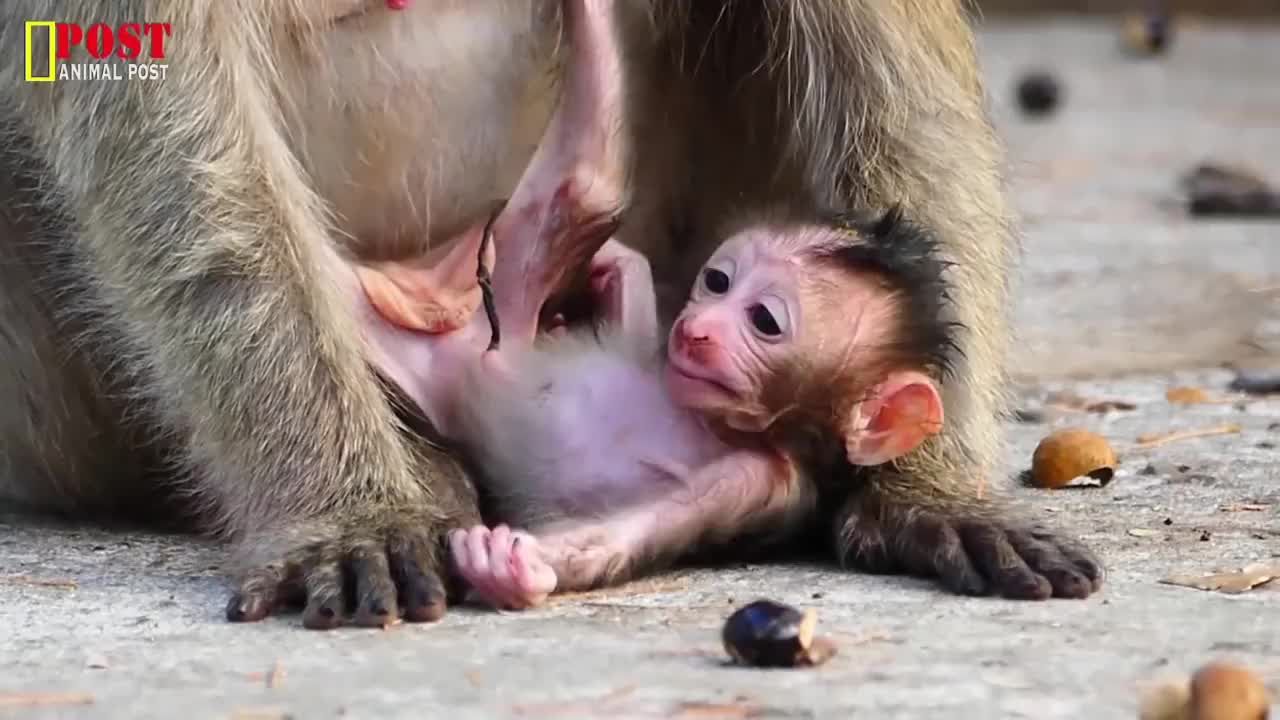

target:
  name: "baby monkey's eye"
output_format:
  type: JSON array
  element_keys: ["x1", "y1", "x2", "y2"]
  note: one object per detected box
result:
[
  {"x1": 749, "y1": 304, "x2": 782, "y2": 337},
  {"x1": 703, "y1": 268, "x2": 731, "y2": 295}
]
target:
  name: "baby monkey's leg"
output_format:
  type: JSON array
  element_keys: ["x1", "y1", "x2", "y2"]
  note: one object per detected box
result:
[{"x1": 486, "y1": 0, "x2": 626, "y2": 346}]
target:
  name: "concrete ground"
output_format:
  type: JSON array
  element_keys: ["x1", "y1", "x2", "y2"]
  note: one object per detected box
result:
[{"x1": 3, "y1": 18, "x2": 1279, "y2": 720}]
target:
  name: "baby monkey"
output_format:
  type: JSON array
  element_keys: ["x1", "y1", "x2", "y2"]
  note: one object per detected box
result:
[
  {"x1": 449, "y1": 208, "x2": 956, "y2": 609},
  {"x1": 358, "y1": 201, "x2": 957, "y2": 610}
]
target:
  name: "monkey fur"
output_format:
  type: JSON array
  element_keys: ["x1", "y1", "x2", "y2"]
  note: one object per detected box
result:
[{"x1": 0, "y1": 0, "x2": 1099, "y2": 631}]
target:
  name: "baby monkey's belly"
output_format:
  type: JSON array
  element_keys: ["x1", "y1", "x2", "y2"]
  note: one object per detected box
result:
[{"x1": 520, "y1": 356, "x2": 728, "y2": 518}]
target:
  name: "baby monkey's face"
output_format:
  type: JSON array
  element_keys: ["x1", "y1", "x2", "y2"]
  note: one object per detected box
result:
[
  {"x1": 664, "y1": 224, "x2": 897, "y2": 431},
  {"x1": 665, "y1": 229, "x2": 797, "y2": 417}
]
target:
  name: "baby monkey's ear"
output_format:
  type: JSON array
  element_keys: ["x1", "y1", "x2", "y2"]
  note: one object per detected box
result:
[
  {"x1": 357, "y1": 220, "x2": 495, "y2": 334},
  {"x1": 844, "y1": 371, "x2": 944, "y2": 466}
]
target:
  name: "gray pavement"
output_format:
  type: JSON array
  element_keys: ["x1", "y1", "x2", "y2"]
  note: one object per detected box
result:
[{"x1": 3, "y1": 18, "x2": 1280, "y2": 720}]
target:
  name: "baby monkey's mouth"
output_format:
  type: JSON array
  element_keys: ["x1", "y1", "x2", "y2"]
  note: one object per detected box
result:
[{"x1": 665, "y1": 355, "x2": 739, "y2": 399}]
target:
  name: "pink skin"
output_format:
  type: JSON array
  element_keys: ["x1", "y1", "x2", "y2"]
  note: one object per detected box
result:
[{"x1": 446, "y1": 241, "x2": 662, "y2": 610}]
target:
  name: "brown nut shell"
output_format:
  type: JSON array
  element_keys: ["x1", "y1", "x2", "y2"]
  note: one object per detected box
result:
[
  {"x1": 1030, "y1": 428, "x2": 1117, "y2": 489},
  {"x1": 1189, "y1": 662, "x2": 1271, "y2": 720},
  {"x1": 1139, "y1": 678, "x2": 1192, "y2": 720},
  {"x1": 1166, "y1": 387, "x2": 1210, "y2": 405}
]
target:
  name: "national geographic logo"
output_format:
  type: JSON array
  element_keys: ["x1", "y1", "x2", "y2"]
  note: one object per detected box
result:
[{"x1": 24, "y1": 21, "x2": 171, "y2": 82}]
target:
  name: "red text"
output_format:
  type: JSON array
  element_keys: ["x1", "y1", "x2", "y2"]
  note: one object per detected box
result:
[{"x1": 55, "y1": 23, "x2": 171, "y2": 61}]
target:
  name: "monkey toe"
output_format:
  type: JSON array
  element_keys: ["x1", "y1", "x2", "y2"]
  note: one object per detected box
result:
[
  {"x1": 1038, "y1": 531, "x2": 1105, "y2": 593},
  {"x1": 349, "y1": 543, "x2": 400, "y2": 627},
  {"x1": 1003, "y1": 530, "x2": 1095, "y2": 597},
  {"x1": 225, "y1": 590, "x2": 273, "y2": 623},
  {"x1": 957, "y1": 522, "x2": 1052, "y2": 601},
  {"x1": 388, "y1": 530, "x2": 448, "y2": 623},
  {"x1": 301, "y1": 561, "x2": 347, "y2": 630},
  {"x1": 401, "y1": 573, "x2": 448, "y2": 622},
  {"x1": 225, "y1": 566, "x2": 286, "y2": 622},
  {"x1": 302, "y1": 592, "x2": 345, "y2": 630},
  {"x1": 915, "y1": 516, "x2": 989, "y2": 596},
  {"x1": 1044, "y1": 568, "x2": 1094, "y2": 599}
]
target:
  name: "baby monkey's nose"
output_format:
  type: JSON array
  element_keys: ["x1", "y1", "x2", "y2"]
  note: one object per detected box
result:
[{"x1": 674, "y1": 315, "x2": 714, "y2": 347}]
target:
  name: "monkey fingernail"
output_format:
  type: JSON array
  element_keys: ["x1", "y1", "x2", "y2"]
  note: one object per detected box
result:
[
  {"x1": 355, "y1": 599, "x2": 399, "y2": 628},
  {"x1": 1050, "y1": 572, "x2": 1094, "y2": 599},
  {"x1": 302, "y1": 599, "x2": 344, "y2": 631},
  {"x1": 402, "y1": 582, "x2": 447, "y2": 623},
  {"x1": 1003, "y1": 575, "x2": 1053, "y2": 601},
  {"x1": 225, "y1": 592, "x2": 271, "y2": 623}
]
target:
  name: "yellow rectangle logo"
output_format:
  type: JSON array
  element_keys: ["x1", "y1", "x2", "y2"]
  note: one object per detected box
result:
[{"x1": 25, "y1": 21, "x2": 57, "y2": 82}]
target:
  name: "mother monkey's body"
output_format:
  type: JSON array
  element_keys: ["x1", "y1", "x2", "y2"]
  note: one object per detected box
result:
[{"x1": 0, "y1": 0, "x2": 1096, "y2": 630}]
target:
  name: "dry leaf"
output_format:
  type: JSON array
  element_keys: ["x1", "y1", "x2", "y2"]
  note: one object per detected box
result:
[
  {"x1": 1128, "y1": 528, "x2": 1162, "y2": 538},
  {"x1": 0, "y1": 693, "x2": 94, "y2": 707},
  {"x1": 0, "y1": 575, "x2": 78, "y2": 589},
  {"x1": 1030, "y1": 429, "x2": 1117, "y2": 489},
  {"x1": 230, "y1": 707, "x2": 293, "y2": 720},
  {"x1": 1165, "y1": 386, "x2": 1209, "y2": 404},
  {"x1": 1136, "y1": 423, "x2": 1241, "y2": 449},
  {"x1": 1220, "y1": 503, "x2": 1272, "y2": 513},
  {"x1": 1043, "y1": 390, "x2": 1136, "y2": 414},
  {"x1": 1084, "y1": 400, "x2": 1138, "y2": 412},
  {"x1": 672, "y1": 700, "x2": 765, "y2": 719},
  {"x1": 1159, "y1": 563, "x2": 1280, "y2": 594}
]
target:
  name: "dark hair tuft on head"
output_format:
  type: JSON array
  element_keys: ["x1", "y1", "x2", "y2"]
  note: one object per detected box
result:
[{"x1": 809, "y1": 204, "x2": 965, "y2": 381}]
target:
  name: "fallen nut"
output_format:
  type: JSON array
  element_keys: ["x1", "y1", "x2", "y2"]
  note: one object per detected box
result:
[
  {"x1": 1015, "y1": 71, "x2": 1061, "y2": 117},
  {"x1": 1166, "y1": 387, "x2": 1210, "y2": 405},
  {"x1": 1183, "y1": 163, "x2": 1280, "y2": 217},
  {"x1": 1121, "y1": 11, "x2": 1172, "y2": 56},
  {"x1": 1030, "y1": 428, "x2": 1118, "y2": 489},
  {"x1": 1139, "y1": 678, "x2": 1191, "y2": 720},
  {"x1": 1190, "y1": 662, "x2": 1271, "y2": 720},
  {"x1": 721, "y1": 599, "x2": 836, "y2": 669}
]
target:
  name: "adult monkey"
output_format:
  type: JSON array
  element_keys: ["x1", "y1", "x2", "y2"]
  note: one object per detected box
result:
[{"x1": 0, "y1": 0, "x2": 1097, "y2": 635}]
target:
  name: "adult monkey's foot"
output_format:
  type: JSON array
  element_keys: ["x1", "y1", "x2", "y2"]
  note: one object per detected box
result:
[
  {"x1": 837, "y1": 490, "x2": 1104, "y2": 599},
  {"x1": 227, "y1": 505, "x2": 469, "y2": 629}
]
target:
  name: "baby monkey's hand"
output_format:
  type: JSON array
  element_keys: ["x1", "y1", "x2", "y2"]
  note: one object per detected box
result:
[{"x1": 448, "y1": 525, "x2": 557, "y2": 610}]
